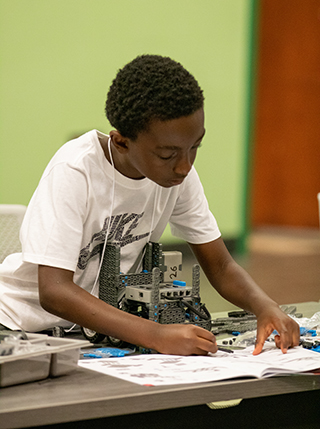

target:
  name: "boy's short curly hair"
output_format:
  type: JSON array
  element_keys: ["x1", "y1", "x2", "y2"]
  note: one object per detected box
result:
[{"x1": 105, "y1": 55, "x2": 204, "y2": 140}]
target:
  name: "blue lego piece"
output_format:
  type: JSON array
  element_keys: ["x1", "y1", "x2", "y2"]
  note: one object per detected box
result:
[
  {"x1": 300, "y1": 327, "x2": 317, "y2": 336},
  {"x1": 173, "y1": 280, "x2": 186, "y2": 287},
  {"x1": 83, "y1": 347, "x2": 134, "y2": 358}
]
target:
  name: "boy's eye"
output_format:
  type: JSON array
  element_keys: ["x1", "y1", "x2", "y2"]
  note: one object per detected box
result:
[
  {"x1": 157, "y1": 151, "x2": 176, "y2": 160},
  {"x1": 158, "y1": 154, "x2": 174, "y2": 160},
  {"x1": 156, "y1": 144, "x2": 201, "y2": 161},
  {"x1": 192, "y1": 143, "x2": 202, "y2": 150}
]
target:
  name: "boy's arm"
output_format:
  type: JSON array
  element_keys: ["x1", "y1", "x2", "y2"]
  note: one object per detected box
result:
[
  {"x1": 189, "y1": 238, "x2": 300, "y2": 354},
  {"x1": 38, "y1": 265, "x2": 217, "y2": 356}
]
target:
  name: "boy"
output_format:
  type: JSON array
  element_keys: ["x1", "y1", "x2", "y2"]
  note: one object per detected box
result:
[{"x1": 0, "y1": 55, "x2": 299, "y2": 355}]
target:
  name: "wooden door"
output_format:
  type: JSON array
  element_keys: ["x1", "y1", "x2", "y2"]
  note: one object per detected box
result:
[{"x1": 250, "y1": 0, "x2": 320, "y2": 227}]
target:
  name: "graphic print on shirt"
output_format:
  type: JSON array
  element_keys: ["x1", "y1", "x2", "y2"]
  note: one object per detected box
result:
[{"x1": 77, "y1": 212, "x2": 150, "y2": 270}]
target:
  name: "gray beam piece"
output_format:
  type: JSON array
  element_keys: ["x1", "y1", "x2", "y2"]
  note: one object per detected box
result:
[
  {"x1": 192, "y1": 264, "x2": 200, "y2": 297},
  {"x1": 149, "y1": 267, "x2": 160, "y2": 322}
]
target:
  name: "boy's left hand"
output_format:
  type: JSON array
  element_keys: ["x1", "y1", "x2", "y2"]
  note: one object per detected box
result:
[{"x1": 253, "y1": 306, "x2": 300, "y2": 355}]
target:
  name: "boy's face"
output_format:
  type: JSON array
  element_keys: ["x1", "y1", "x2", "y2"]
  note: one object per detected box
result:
[{"x1": 110, "y1": 108, "x2": 205, "y2": 188}]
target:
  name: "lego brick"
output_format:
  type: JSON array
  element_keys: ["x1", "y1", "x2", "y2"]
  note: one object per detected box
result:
[{"x1": 162, "y1": 251, "x2": 183, "y2": 282}]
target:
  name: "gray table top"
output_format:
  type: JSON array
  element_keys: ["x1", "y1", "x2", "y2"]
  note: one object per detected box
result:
[{"x1": 1, "y1": 365, "x2": 320, "y2": 429}]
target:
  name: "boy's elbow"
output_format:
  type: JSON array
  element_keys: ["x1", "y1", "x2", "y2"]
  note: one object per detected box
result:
[
  {"x1": 38, "y1": 284, "x2": 57, "y2": 313},
  {"x1": 38, "y1": 265, "x2": 74, "y2": 315}
]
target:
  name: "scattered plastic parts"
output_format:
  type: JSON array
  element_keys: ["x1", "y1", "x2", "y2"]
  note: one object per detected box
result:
[
  {"x1": 0, "y1": 342, "x2": 14, "y2": 356},
  {"x1": 0, "y1": 330, "x2": 31, "y2": 357},
  {"x1": 290, "y1": 311, "x2": 320, "y2": 330},
  {"x1": 301, "y1": 338, "x2": 320, "y2": 352},
  {"x1": 228, "y1": 310, "x2": 251, "y2": 318},
  {"x1": 0, "y1": 330, "x2": 28, "y2": 341},
  {"x1": 300, "y1": 327, "x2": 317, "y2": 337},
  {"x1": 301, "y1": 339, "x2": 314, "y2": 349},
  {"x1": 232, "y1": 330, "x2": 257, "y2": 347},
  {"x1": 0, "y1": 335, "x2": 49, "y2": 357},
  {"x1": 81, "y1": 347, "x2": 135, "y2": 358},
  {"x1": 312, "y1": 345, "x2": 320, "y2": 353},
  {"x1": 217, "y1": 346, "x2": 234, "y2": 354},
  {"x1": 221, "y1": 337, "x2": 237, "y2": 346}
]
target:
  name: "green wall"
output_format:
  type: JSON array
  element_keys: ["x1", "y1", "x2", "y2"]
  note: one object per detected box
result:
[{"x1": 0, "y1": 0, "x2": 253, "y2": 243}]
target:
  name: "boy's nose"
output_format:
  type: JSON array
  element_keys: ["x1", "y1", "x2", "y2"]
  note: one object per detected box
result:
[{"x1": 173, "y1": 154, "x2": 192, "y2": 177}]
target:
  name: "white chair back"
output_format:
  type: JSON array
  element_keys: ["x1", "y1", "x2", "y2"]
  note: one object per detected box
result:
[{"x1": 0, "y1": 204, "x2": 27, "y2": 263}]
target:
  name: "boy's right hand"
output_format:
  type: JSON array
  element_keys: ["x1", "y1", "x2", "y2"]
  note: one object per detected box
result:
[{"x1": 153, "y1": 324, "x2": 217, "y2": 356}]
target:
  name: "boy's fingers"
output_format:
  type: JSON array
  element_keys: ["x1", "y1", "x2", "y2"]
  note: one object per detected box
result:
[
  {"x1": 272, "y1": 333, "x2": 288, "y2": 353},
  {"x1": 252, "y1": 326, "x2": 268, "y2": 355},
  {"x1": 253, "y1": 341, "x2": 264, "y2": 355},
  {"x1": 275, "y1": 327, "x2": 299, "y2": 353},
  {"x1": 274, "y1": 334, "x2": 281, "y2": 349},
  {"x1": 159, "y1": 324, "x2": 217, "y2": 356},
  {"x1": 195, "y1": 329, "x2": 217, "y2": 354},
  {"x1": 195, "y1": 326, "x2": 215, "y2": 340},
  {"x1": 279, "y1": 330, "x2": 290, "y2": 353}
]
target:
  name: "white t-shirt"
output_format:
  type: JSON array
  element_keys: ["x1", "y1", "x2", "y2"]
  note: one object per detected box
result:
[{"x1": 0, "y1": 130, "x2": 220, "y2": 331}]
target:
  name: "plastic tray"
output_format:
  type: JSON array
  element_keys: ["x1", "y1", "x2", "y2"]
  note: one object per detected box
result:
[{"x1": 0, "y1": 333, "x2": 90, "y2": 387}]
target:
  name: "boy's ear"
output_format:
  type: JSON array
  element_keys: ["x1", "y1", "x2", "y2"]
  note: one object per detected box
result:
[{"x1": 109, "y1": 130, "x2": 130, "y2": 153}]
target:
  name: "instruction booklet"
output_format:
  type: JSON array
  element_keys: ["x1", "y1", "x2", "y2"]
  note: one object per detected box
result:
[{"x1": 78, "y1": 342, "x2": 320, "y2": 386}]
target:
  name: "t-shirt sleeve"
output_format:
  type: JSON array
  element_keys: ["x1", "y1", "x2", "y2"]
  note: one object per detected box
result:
[
  {"x1": 20, "y1": 163, "x2": 88, "y2": 272},
  {"x1": 169, "y1": 167, "x2": 221, "y2": 244}
]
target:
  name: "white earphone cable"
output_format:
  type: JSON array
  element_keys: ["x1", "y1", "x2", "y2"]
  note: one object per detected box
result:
[
  {"x1": 90, "y1": 135, "x2": 115, "y2": 297},
  {"x1": 64, "y1": 135, "x2": 115, "y2": 333}
]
